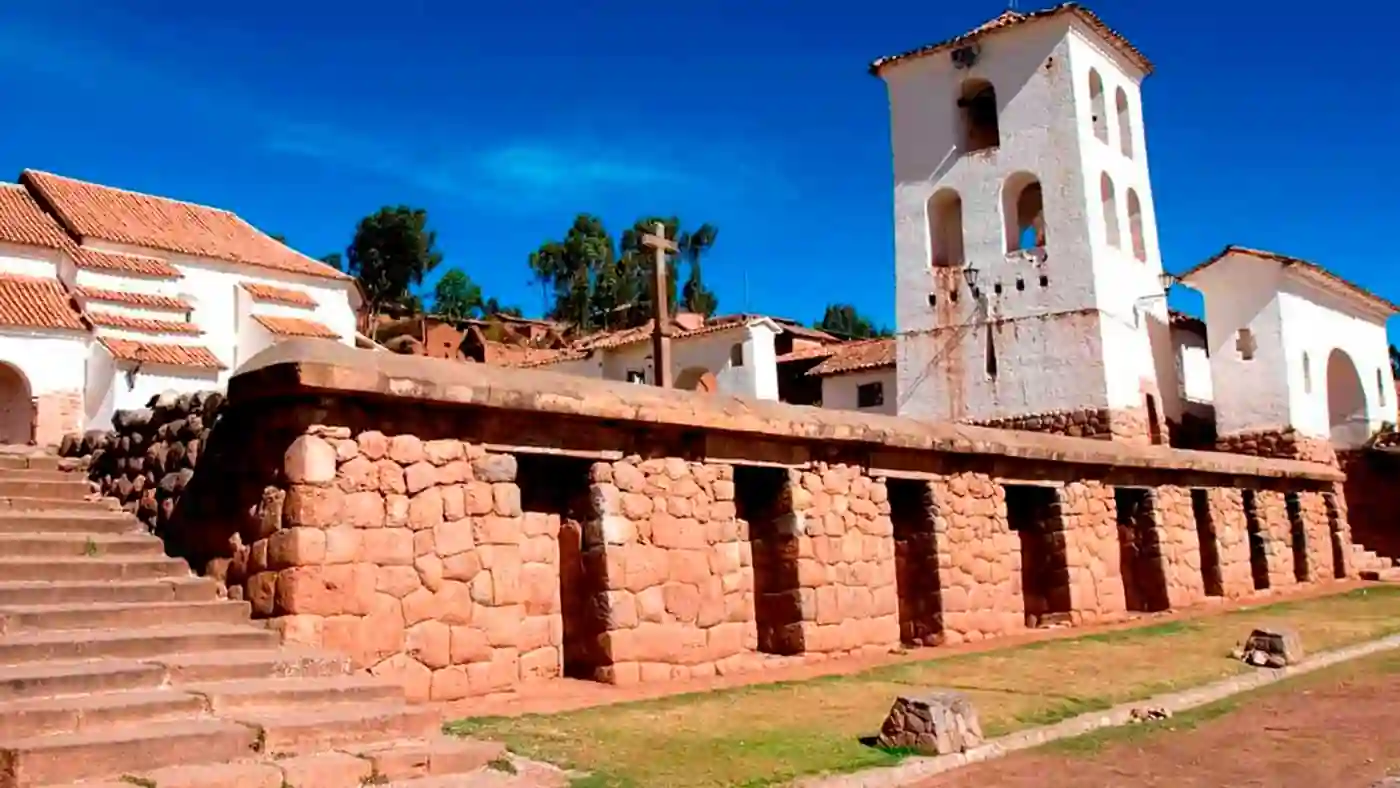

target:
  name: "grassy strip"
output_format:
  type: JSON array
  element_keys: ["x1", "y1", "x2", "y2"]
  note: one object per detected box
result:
[{"x1": 447, "y1": 586, "x2": 1400, "y2": 788}]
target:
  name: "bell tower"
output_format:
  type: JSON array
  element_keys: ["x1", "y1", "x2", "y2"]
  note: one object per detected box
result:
[{"x1": 873, "y1": 6, "x2": 1176, "y2": 444}]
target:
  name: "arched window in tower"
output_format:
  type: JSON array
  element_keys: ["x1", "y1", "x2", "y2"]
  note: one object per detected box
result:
[
  {"x1": 1116, "y1": 88, "x2": 1134, "y2": 158},
  {"x1": 1088, "y1": 69, "x2": 1108, "y2": 144},
  {"x1": 957, "y1": 79, "x2": 1000, "y2": 153},
  {"x1": 927, "y1": 189, "x2": 965, "y2": 267},
  {"x1": 1100, "y1": 172, "x2": 1120, "y2": 248},
  {"x1": 1003, "y1": 172, "x2": 1046, "y2": 253},
  {"x1": 1126, "y1": 188, "x2": 1146, "y2": 261}
]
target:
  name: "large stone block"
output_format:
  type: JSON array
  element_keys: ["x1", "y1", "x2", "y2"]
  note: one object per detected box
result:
[{"x1": 877, "y1": 691, "x2": 982, "y2": 755}]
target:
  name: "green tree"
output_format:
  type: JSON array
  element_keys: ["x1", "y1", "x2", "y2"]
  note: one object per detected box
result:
[
  {"x1": 679, "y1": 224, "x2": 719, "y2": 317},
  {"x1": 432, "y1": 269, "x2": 483, "y2": 321},
  {"x1": 483, "y1": 297, "x2": 523, "y2": 318},
  {"x1": 528, "y1": 215, "x2": 616, "y2": 332},
  {"x1": 815, "y1": 303, "x2": 892, "y2": 340},
  {"x1": 269, "y1": 233, "x2": 288, "y2": 245},
  {"x1": 344, "y1": 206, "x2": 443, "y2": 325},
  {"x1": 320, "y1": 252, "x2": 343, "y2": 269}
]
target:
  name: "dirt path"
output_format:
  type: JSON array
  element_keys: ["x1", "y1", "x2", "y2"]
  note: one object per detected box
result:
[{"x1": 915, "y1": 662, "x2": 1400, "y2": 788}]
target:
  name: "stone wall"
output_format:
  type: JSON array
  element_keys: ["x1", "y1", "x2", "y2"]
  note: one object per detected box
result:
[
  {"x1": 36, "y1": 390, "x2": 83, "y2": 449},
  {"x1": 1217, "y1": 428, "x2": 1337, "y2": 467},
  {"x1": 972, "y1": 406, "x2": 1162, "y2": 446},
  {"x1": 64, "y1": 341, "x2": 1354, "y2": 701},
  {"x1": 60, "y1": 391, "x2": 223, "y2": 534}
]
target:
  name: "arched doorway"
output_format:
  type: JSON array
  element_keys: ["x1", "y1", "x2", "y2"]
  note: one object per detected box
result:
[
  {"x1": 1325, "y1": 348, "x2": 1368, "y2": 447},
  {"x1": 0, "y1": 362, "x2": 34, "y2": 445},
  {"x1": 676, "y1": 367, "x2": 718, "y2": 394}
]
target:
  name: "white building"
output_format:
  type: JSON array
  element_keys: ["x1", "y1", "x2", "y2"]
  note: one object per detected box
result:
[
  {"x1": 873, "y1": 5, "x2": 1177, "y2": 444},
  {"x1": 0, "y1": 170, "x2": 359, "y2": 446},
  {"x1": 807, "y1": 339, "x2": 898, "y2": 415},
  {"x1": 1181, "y1": 246, "x2": 1399, "y2": 450},
  {"x1": 520, "y1": 315, "x2": 782, "y2": 400}
]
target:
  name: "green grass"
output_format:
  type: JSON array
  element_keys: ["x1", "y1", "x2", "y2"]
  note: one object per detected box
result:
[{"x1": 446, "y1": 586, "x2": 1400, "y2": 788}]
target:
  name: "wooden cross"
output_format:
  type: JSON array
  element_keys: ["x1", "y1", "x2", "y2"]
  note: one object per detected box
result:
[{"x1": 641, "y1": 222, "x2": 677, "y2": 389}]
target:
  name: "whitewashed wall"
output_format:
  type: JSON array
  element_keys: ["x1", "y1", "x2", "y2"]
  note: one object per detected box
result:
[
  {"x1": 0, "y1": 243, "x2": 64, "y2": 278},
  {"x1": 821, "y1": 368, "x2": 898, "y2": 415}
]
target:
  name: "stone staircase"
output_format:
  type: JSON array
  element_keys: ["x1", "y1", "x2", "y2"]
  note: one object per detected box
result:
[
  {"x1": 0, "y1": 453, "x2": 520, "y2": 788},
  {"x1": 1352, "y1": 542, "x2": 1400, "y2": 582}
]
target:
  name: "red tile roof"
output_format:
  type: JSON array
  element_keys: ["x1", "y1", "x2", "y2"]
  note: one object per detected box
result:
[
  {"x1": 99, "y1": 338, "x2": 224, "y2": 369},
  {"x1": 0, "y1": 184, "x2": 71, "y2": 250},
  {"x1": 807, "y1": 338, "x2": 896, "y2": 377},
  {"x1": 511, "y1": 348, "x2": 594, "y2": 369},
  {"x1": 21, "y1": 170, "x2": 348, "y2": 281},
  {"x1": 253, "y1": 314, "x2": 340, "y2": 339},
  {"x1": 1181, "y1": 245, "x2": 1400, "y2": 316},
  {"x1": 0, "y1": 274, "x2": 86, "y2": 331},
  {"x1": 869, "y1": 4, "x2": 1152, "y2": 77},
  {"x1": 77, "y1": 286, "x2": 191, "y2": 312},
  {"x1": 88, "y1": 312, "x2": 202, "y2": 335},
  {"x1": 68, "y1": 245, "x2": 182, "y2": 278},
  {"x1": 242, "y1": 282, "x2": 317, "y2": 308}
]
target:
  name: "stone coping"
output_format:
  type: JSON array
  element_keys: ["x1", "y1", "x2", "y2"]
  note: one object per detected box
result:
[{"x1": 231, "y1": 340, "x2": 1342, "y2": 483}]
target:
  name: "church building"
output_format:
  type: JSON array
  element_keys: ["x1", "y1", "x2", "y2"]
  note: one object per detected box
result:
[{"x1": 0, "y1": 170, "x2": 360, "y2": 446}]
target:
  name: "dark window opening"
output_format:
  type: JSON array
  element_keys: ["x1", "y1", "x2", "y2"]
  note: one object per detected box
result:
[
  {"x1": 1243, "y1": 490, "x2": 1269, "y2": 590},
  {"x1": 957, "y1": 79, "x2": 1000, "y2": 153},
  {"x1": 1146, "y1": 394, "x2": 1163, "y2": 445},
  {"x1": 857, "y1": 382, "x2": 885, "y2": 409},
  {"x1": 985, "y1": 326, "x2": 998, "y2": 379},
  {"x1": 1114, "y1": 487, "x2": 1169, "y2": 612},
  {"x1": 736, "y1": 466, "x2": 803, "y2": 655},
  {"x1": 1285, "y1": 492, "x2": 1309, "y2": 583},
  {"x1": 1007, "y1": 484, "x2": 1071, "y2": 628},
  {"x1": 890, "y1": 479, "x2": 943, "y2": 646},
  {"x1": 1191, "y1": 489, "x2": 1224, "y2": 597},
  {"x1": 517, "y1": 453, "x2": 608, "y2": 681}
]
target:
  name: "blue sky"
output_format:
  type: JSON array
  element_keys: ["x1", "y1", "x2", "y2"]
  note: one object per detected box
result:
[{"x1": 0, "y1": 0, "x2": 1394, "y2": 332}]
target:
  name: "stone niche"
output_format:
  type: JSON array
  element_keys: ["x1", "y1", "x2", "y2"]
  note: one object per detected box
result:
[{"x1": 146, "y1": 341, "x2": 1349, "y2": 701}]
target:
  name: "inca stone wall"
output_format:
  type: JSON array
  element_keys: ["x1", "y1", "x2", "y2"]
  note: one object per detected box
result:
[
  {"x1": 1217, "y1": 428, "x2": 1338, "y2": 467},
  {"x1": 55, "y1": 342, "x2": 1358, "y2": 700}
]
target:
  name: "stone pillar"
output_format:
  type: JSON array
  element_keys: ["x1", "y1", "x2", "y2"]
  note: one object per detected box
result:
[
  {"x1": 593, "y1": 458, "x2": 755, "y2": 684},
  {"x1": 1254, "y1": 491, "x2": 1296, "y2": 589},
  {"x1": 1057, "y1": 481, "x2": 1127, "y2": 624},
  {"x1": 1150, "y1": 485, "x2": 1206, "y2": 608},
  {"x1": 34, "y1": 390, "x2": 83, "y2": 448},
  {"x1": 1326, "y1": 487, "x2": 1354, "y2": 579},
  {"x1": 791, "y1": 464, "x2": 900, "y2": 657},
  {"x1": 931, "y1": 472, "x2": 1022, "y2": 643},
  {"x1": 1205, "y1": 488, "x2": 1255, "y2": 598}
]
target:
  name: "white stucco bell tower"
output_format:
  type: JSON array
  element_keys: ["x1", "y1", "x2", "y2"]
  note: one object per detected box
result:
[{"x1": 873, "y1": 6, "x2": 1176, "y2": 444}]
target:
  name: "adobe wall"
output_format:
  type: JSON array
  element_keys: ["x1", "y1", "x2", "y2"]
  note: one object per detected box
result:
[
  {"x1": 1339, "y1": 450, "x2": 1400, "y2": 561},
  {"x1": 62, "y1": 341, "x2": 1352, "y2": 701}
]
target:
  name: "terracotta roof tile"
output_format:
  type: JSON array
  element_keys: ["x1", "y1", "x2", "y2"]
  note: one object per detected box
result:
[
  {"x1": 869, "y1": 4, "x2": 1152, "y2": 77},
  {"x1": 1181, "y1": 245, "x2": 1400, "y2": 316},
  {"x1": 99, "y1": 338, "x2": 224, "y2": 369},
  {"x1": 68, "y1": 246, "x2": 182, "y2": 278},
  {"x1": 0, "y1": 274, "x2": 86, "y2": 331},
  {"x1": 578, "y1": 319, "x2": 749, "y2": 351},
  {"x1": 807, "y1": 338, "x2": 896, "y2": 377},
  {"x1": 0, "y1": 184, "x2": 70, "y2": 250},
  {"x1": 511, "y1": 348, "x2": 593, "y2": 369},
  {"x1": 777, "y1": 345, "x2": 840, "y2": 364},
  {"x1": 22, "y1": 170, "x2": 348, "y2": 281},
  {"x1": 242, "y1": 282, "x2": 317, "y2": 308},
  {"x1": 77, "y1": 286, "x2": 191, "y2": 312},
  {"x1": 253, "y1": 314, "x2": 340, "y2": 339},
  {"x1": 88, "y1": 312, "x2": 202, "y2": 335}
]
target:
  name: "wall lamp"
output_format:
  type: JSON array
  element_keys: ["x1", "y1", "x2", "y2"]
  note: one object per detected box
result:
[{"x1": 962, "y1": 265, "x2": 980, "y2": 292}]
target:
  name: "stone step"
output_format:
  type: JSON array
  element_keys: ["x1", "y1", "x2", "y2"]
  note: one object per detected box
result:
[
  {"x1": 183, "y1": 675, "x2": 402, "y2": 713},
  {"x1": 0, "y1": 556, "x2": 190, "y2": 583},
  {"x1": 354, "y1": 736, "x2": 507, "y2": 783},
  {"x1": 0, "y1": 718, "x2": 259, "y2": 787},
  {"x1": 0, "y1": 497, "x2": 115, "y2": 514},
  {"x1": 230, "y1": 702, "x2": 439, "y2": 756},
  {"x1": 0, "y1": 688, "x2": 205, "y2": 740},
  {"x1": 0, "y1": 659, "x2": 165, "y2": 704},
  {"x1": 0, "y1": 456, "x2": 59, "y2": 472},
  {"x1": 0, "y1": 470, "x2": 72, "y2": 483},
  {"x1": 157, "y1": 648, "x2": 355, "y2": 684},
  {"x1": 0, "y1": 578, "x2": 218, "y2": 607},
  {"x1": 92, "y1": 760, "x2": 284, "y2": 788},
  {"x1": 0, "y1": 481, "x2": 90, "y2": 501},
  {"x1": 0, "y1": 512, "x2": 138, "y2": 535},
  {"x1": 0, "y1": 623, "x2": 278, "y2": 665},
  {"x1": 0, "y1": 600, "x2": 251, "y2": 634},
  {"x1": 0, "y1": 533, "x2": 163, "y2": 559}
]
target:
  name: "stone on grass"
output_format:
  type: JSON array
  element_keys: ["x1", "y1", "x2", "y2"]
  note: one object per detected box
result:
[
  {"x1": 1240, "y1": 626, "x2": 1303, "y2": 668},
  {"x1": 877, "y1": 690, "x2": 982, "y2": 755}
]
